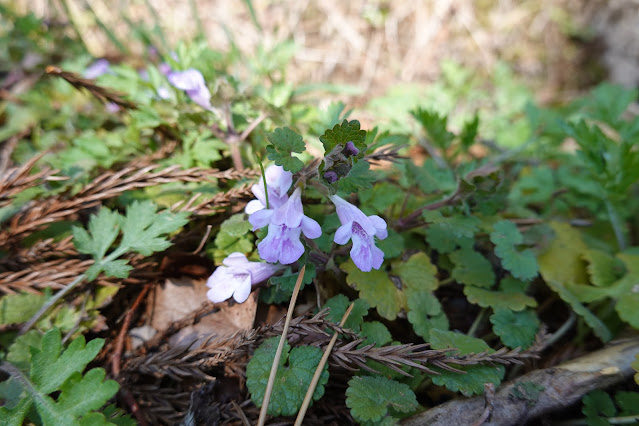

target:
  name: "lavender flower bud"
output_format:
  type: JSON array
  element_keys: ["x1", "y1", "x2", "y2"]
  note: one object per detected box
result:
[
  {"x1": 344, "y1": 141, "x2": 359, "y2": 156},
  {"x1": 324, "y1": 170, "x2": 339, "y2": 184}
]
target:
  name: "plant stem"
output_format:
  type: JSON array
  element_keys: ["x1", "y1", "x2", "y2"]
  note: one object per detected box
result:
[
  {"x1": 467, "y1": 308, "x2": 487, "y2": 337},
  {"x1": 19, "y1": 274, "x2": 86, "y2": 335},
  {"x1": 605, "y1": 199, "x2": 627, "y2": 250}
]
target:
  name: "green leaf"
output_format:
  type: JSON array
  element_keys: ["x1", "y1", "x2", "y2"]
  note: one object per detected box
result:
[
  {"x1": 57, "y1": 369, "x2": 119, "y2": 418},
  {"x1": 429, "y1": 330, "x2": 505, "y2": 396},
  {"x1": 346, "y1": 376, "x2": 418, "y2": 423},
  {"x1": 429, "y1": 227, "x2": 471, "y2": 254},
  {"x1": 393, "y1": 252, "x2": 439, "y2": 292},
  {"x1": 120, "y1": 200, "x2": 189, "y2": 256},
  {"x1": 490, "y1": 308, "x2": 539, "y2": 349},
  {"x1": 449, "y1": 248, "x2": 495, "y2": 288},
  {"x1": 490, "y1": 220, "x2": 538, "y2": 281},
  {"x1": 463, "y1": 286, "x2": 537, "y2": 311},
  {"x1": 338, "y1": 160, "x2": 376, "y2": 193},
  {"x1": 7, "y1": 330, "x2": 43, "y2": 371},
  {"x1": 615, "y1": 392, "x2": 639, "y2": 416},
  {"x1": 405, "y1": 289, "x2": 449, "y2": 340},
  {"x1": 616, "y1": 293, "x2": 639, "y2": 329},
  {"x1": 376, "y1": 229, "x2": 405, "y2": 259},
  {"x1": 583, "y1": 390, "x2": 616, "y2": 419},
  {"x1": 545, "y1": 280, "x2": 612, "y2": 342},
  {"x1": 212, "y1": 213, "x2": 254, "y2": 262},
  {"x1": 319, "y1": 119, "x2": 367, "y2": 154},
  {"x1": 246, "y1": 337, "x2": 328, "y2": 416},
  {"x1": 265, "y1": 127, "x2": 306, "y2": 173},
  {"x1": 460, "y1": 114, "x2": 479, "y2": 148},
  {"x1": 263, "y1": 262, "x2": 317, "y2": 304},
  {"x1": 72, "y1": 208, "x2": 120, "y2": 259},
  {"x1": 538, "y1": 221, "x2": 589, "y2": 285},
  {"x1": 0, "y1": 292, "x2": 45, "y2": 325},
  {"x1": 342, "y1": 261, "x2": 401, "y2": 320},
  {"x1": 583, "y1": 249, "x2": 624, "y2": 287},
  {"x1": 324, "y1": 294, "x2": 369, "y2": 332},
  {"x1": 361, "y1": 322, "x2": 392, "y2": 347},
  {"x1": 393, "y1": 253, "x2": 448, "y2": 339},
  {"x1": 30, "y1": 329, "x2": 104, "y2": 395},
  {"x1": 411, "y1": 108, "x2": 454, "y2": 149}
]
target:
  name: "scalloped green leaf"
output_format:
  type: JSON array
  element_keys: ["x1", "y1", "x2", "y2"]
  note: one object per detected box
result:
[
  {"x1": 324, "y1": 294, "x2": 370, "y2": 332},
  {"x1": 265, "y1": 127, "x2": 306, "y2": 172},
  {"x1": 319, "y1": 119, "x2": 367, "y2": 153},
  {"x1": 538, "y1": 221, "x2": 588, "y2": 285},
  {"x1": 449, "y1": 248, "x2": 496, "y2": 288},
  {"x1": 342, "y1": 260, "x2": 401, "y2": 320},
  {"x1": 490, "y1": 220, "x2": 538, "y2": 281},
  {"x1": 346, "y1": 376, "x2": 418, "y2": 423},
  {"x1": 392, "y1": 252, "x2": 439, "y2": 292},
  {"x1": 361, "y1": 321, "x2": 392, "y2": 347},
  {"x1": 429, "y1": 330, "x2": 505, "y2": 396},
  {"x1": 463, "y1": 286, "x2": 537, "y2": 311},
  {"x1": 426, "y1": 223, "x2": 474, "y2": 254},
  {"x1": 583, "y1": 249, "x2": 624, "y2": 287},
  {"x1": 338, "y1": 160, "x2": 376, "y2": 193},
  {"x1": 490, "y1": 308, "x2": 539, "y2": 349},
  {"x1": 616, "y1": 293, "x2": 639, "y2": 329},
  {"x1": 246, "y1": 337, "x2": 328, "y2": 416}
]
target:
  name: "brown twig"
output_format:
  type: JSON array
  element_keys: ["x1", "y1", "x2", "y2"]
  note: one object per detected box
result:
[
  {"x1": 112, "y1": 284, "x2": 152, "y2": 377},
  {"x1": 0, "y1": 165, "x2": 259, "y2": 246},
  {"x1": 45, "y1": 65, "x2": 138, "y2": 109}
]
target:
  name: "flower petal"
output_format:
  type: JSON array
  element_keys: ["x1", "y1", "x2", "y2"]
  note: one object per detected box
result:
[
  {"x1": 249, "y1": 209, "x2": 273, "y2": 230},
  {"x1": 245, "y1": 199, "x2": 265, "y2": 215},
  {"x1": 334, "y1": 223, "x2": 353, "y2": 245},
  {"x1": 371, "y1": 244, "x2": 385, "y2": 270},
  {"x1": 257, "y1": 224, "x2": 284, "y2": 263},
  {"x1": 301, "y1": 216, "x2": 322, "y2": 239},
  {"x1": 231, "y1": 272, "x2": 252, "y2": 303},
  {"x1": 167, "y1": 69, "x2": 206, "y2": 91},
  {"x1": 350, "y1": 234, "x2": 373, "y2": 272},
  {"x1": 278, "y1": 227, "x2": 304, "y2": 264},
  {"x1": 245, "y1": 261, "x2": 283, "y2": 284},
  {"x1": 222, "y1": 252, "x2": 249, "y2": 267},
  {"x1": 271, "y1": 188, "x2": 303, "y2": 228},
  {"x1": 206, "y1": 267, "x2": 237, "y2": 302},
  {"x1": 330, "y1": 195, "x2": 376, "y2": 235},
  {"x1": 265, "y1": 165, "x2": 293, "y2": 199},
  {"x1": 368, "y1": 215, "x2": 388, "y2": 240}
]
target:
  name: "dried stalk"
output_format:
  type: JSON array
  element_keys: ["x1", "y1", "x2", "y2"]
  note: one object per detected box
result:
[
  {"x1": 45, "y1": 66, "x2": 137, "y2": 109},
  {"x1": 0, "y1": 165, "x2": 259, "y2": 246},
  {"x1": 0, "y1": 153, "x2": 65, "y2": 208},
  {"x1": 124, "y1": 310, "x2": 543, "y2": 382}
]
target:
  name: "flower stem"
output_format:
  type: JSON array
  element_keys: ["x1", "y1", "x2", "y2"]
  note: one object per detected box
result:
[{"x1": 257, "y1": 154, "x2": 269, "y2": 209}]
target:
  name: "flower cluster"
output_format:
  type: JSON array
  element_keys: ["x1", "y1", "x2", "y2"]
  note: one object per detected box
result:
[
  {"x1": 206, "y1": 164, "x2": 388, "y2": 304},
  {"x1": 247, "y1": 167, "x2": 321, "y2": 265}
]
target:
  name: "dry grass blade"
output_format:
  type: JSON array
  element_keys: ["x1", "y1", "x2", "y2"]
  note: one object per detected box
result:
[
  {"x1": 45, "y1": 65, "x2": 138, "y2": 109},
  {"x1": 0, "y1": 152, "x2": 65, "y2": 208},
  {"x1": 258, "y1": 265, "x2": 306, "y2": 426},
  {"x1": 295, "y1": 302, "x2": 354, "y2": 426},
  {"x1": 0, "y1": 165, "x2": 259, "y2": 246},
  {"x1": 171, "y1": 183, "x2": 255, "y2": 215}
]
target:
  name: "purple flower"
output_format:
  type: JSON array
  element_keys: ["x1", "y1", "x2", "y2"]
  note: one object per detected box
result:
[
  {"x1": 330, "y1": 195, "x2": 388, "y2": 272},
  {"x1": 206, "y1": 252, "x2": 284, "y2": 303},
  {"x1": 84, "y1": 59, "x2": 110, "y2": 79},
  {"x1": 245, "y1": 165, "x2": 293, "y2": 214},
  {"x1": 344, "y1": 141, "x2": 359, "y2": 156},
  {"x1": 324, "y1": 170, "x2": 338, "y2": 184},
  {"x1": 249, "y1": 188, "x2": 321, "y2": 264},
  {"x1": 167, "y1": 68, "x2": 212, "y2": 110}
]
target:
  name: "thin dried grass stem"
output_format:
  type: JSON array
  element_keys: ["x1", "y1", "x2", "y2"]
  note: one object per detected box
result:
[
  {"x1": 258, "y1": 265, "x2": 306, "y2": 426},
  {"x1": 295, "y1": 302, "x2": 354, "y2": 426}
]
